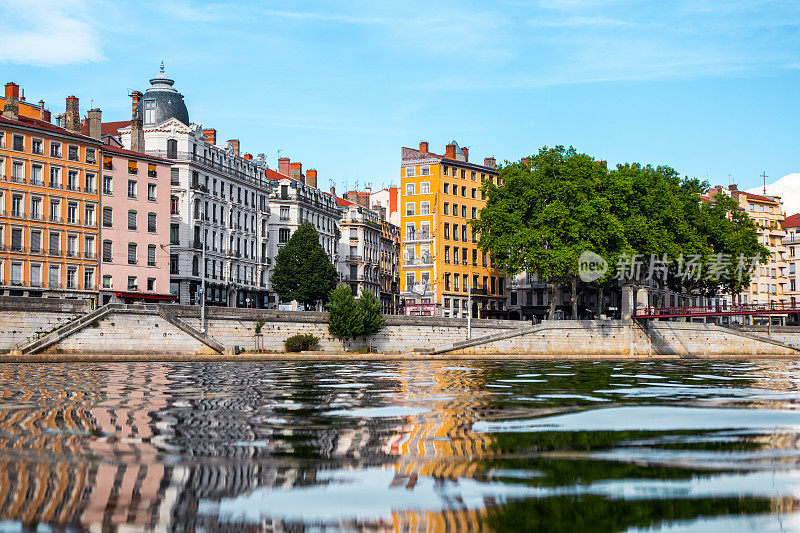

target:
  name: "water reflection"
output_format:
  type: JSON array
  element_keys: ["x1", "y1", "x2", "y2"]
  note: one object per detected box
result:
[{"x1": 2, "y1": 360, "x2": 800, "y2": 530}]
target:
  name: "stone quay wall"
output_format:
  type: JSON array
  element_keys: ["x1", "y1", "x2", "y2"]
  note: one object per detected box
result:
[{"x1": 0, "y1": 297, "x2": 90, "y2": 349}]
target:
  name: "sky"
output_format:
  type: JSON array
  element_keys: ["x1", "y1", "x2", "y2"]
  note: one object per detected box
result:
[{"x1": 1, "y1": 0, "x2": 799, "y2": 194}]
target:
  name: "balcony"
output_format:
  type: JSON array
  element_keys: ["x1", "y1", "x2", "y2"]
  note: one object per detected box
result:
[
  {"x1": 345, "y1": 255, "x2": 362, "y2": 263},
  {"x1": 403, "y1": 254, "x2": 433, "y2": 267},
  {"x1": 405, "y1": 230, "x2": 432, "y2": 242},
  {"x1": 49, "y1": 249, "x2": 61, "y2": 257},
  {"x1": 84, "y1": 252, "x2": 97, "y2": 259}
]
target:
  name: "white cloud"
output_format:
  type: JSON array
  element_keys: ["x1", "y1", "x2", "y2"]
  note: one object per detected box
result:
[
  {"x1": 0, "y1": 0, "x2": 103, "y2": 66},
  {"x1": 747, "y1": 173, "x2": 800, "y2": 217}
]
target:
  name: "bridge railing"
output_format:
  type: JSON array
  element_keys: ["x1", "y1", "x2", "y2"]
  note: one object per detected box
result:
[{"x1": 633, "y1": 301, "x2": 800, "y2": 318}]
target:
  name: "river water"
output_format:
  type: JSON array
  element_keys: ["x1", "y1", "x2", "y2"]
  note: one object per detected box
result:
[{"x1": 2, "y1": 360, "x2": 800, "y2": 531}]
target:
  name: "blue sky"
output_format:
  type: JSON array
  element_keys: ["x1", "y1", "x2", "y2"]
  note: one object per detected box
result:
[{"x1": 1, "y1": 0, "x2": 799, "y2": 193}]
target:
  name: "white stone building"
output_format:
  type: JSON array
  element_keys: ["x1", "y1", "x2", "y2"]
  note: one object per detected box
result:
[
  {"x1": 336, "y1": 197, "x2": 382, "y2": 297},
  {"x1": 119, "y1": 65, "x2": 272, "y2": 307}
]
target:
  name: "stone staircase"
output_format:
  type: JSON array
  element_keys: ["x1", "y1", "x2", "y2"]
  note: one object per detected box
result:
[
  {"x1": 16, "y1": 303, "x2": 225, "y2": 355},
  {"x1": 17, "y1": 303, "x2": 115, "y2": 355},
  {"x1": 416, "y1": 323, "x2": 548, "y2": 355}
]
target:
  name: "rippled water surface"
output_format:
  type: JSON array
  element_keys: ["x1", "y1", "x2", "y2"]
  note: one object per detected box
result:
[{"x1": 3, "y1": 360, "x2": 800, "y2": 531}]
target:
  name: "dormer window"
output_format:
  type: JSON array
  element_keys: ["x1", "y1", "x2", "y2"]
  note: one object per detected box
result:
[{"x1": 144, "y1": 100, "x2": 156, "y2": 124}]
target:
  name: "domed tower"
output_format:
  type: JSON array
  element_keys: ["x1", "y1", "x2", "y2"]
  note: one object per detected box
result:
[{"x1": 134, "y1": 61, "x2": 190, "y2": 126}]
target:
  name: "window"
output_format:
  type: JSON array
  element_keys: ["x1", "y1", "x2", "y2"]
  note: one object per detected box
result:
[
  {"x1": 148, "y1": 164, "x2": 157, "y2": 178},
  {"x1": 102, "y1": 274, "x2": 112, "y2": 289},
  {"x1": 66, "y1": 170, "x2": 77, "y2": 191},
  {"x1": 11, "y1": 161, "x2": 24, "y2": 182},
  {"x1": 102, "y1": 240, "x2": 112, "y2": 263},
  {"x1": 148, "y1": 244, "x2": 156, "y2": 266},
  {"x1": 421, "y1": 181, "x2": 430, "y2": 194},
  {"x1": 148, "y1": 183, "x2": 156, "y2": 201},
  {"x1": 86, "y1": 149, "x2": 96, "y2": 164},
  {"x1": 49, "y1": 199, "x2": 60, "y2": 222},
  {"x1": 128, "y1": 180, "x2": 137, "y2": 198},
  {"x1": 10, "y1": 262, "x2": 22, "y2": 286},
  {"x1": 103, "y1": 156, "x2": 113, "y2": 170},
  {"x1": 85, "y1": 204, "x2": 95, "y2": 226},
  {"x1": 11, "y1": 194, "x2": 22, "y2": 217},
  {"x1": 148, "y1": 212, "x2": 157, "y2": 233},
  {"x1": 49, "y1": 231, "x2": 60, "y2": 255},
  {"x1": 462, "y1": 205, "x2": 467, "y2": 218},
  {"x1": 144, "y1": 100, "x2": 156, "y2": 124},
  {"x1": 443, "y1": 183, "x2": 449, "y2": 194},
  {"x1": 12, "y1": 135, "x2": 24, "y2": 151},
  {"x1": 443, "y1": 203, "x2": 449, "y2": 215},
  {"x1": 444, "y1": 223, "x2": 450, "y2": 239},
  {"x1": 280, "y1": 206, "x2": 290, "y2": 220},
  {"x1": 102, "y1": 207, "x2": 113, "y2": 228},
  {"x1": 420, "y1": 201, "x2": 430, "y2": 215},
  {"x1": 452, "y1": 203, "x2": 458, "y2": 217},
  {"x1": 127, "y1": 275, "x2": 138, "y2": 290},
  {"x1": 279, "y1": 228, "x2": 290, "y2": 243},
  {"x1": 66, "y1": 267, "x2": 77, "y2": 289},
  {"x1": 462, "y1": 225, "x2": 467, "y2": 241},
  {"x1": 68, "y1": 145, "x2": 79, "y2": 161},
  {"x1": 170, "y1": 254, "x2": 179, "y2": 274},
  {"x1": 444, "y1": 246, "x2": 450, "y2": 263},
  {"x1": 103, "y1": 175, "x2": 113, "y2": 195},
  {"x1": 50, "y1": 142, "x2": 61, "y2": 158},
  {"x1": 67, "y1": 202, "x2": 77, "y2": 224},
  {"x1": 471, "y1": 171, "x2": 476, "y2": 181},
  {"x1": 147, "y1": 277, "x2": 156, "y2": 291},
  {"x1": 85, "y1": 173, "x2": 95, "y2": 193},
  {"x1": 128, "y1": 243, "x2": 137, "y2": 265},
  {"x1": 170, "y1": 224, "x2": 179, "y2": 245},
  {"x1": 406, "y1": 166, "x2": 415, "y2": 177},
  {"x1": 84, "y1": 268, "x2": 95, "y2": 290},
  {"x1": 11, "y1": 228, "x2": 22, "y2": 251},
  {"x1": 406, "y1": 202, "x2": 415, "y2": 216},
  {"x1": 170, "y1": 167, "x2": 179, "y2": 185},
  {"x1": 453, "y1": 223, "x2": 459, "y2": 241},
  {"x1": 31, "y1": 165, "x2": 42, "y2": 185},
  {"x1": 170, "y1": 195, "x2": 179, "y2": 214},
  {"x1": 128, "y1": 210, "x2": 137, "y2": 230},
  {"x1": 30, "y1": 230, "x2": 41, "y2": 253},
  {"x1": 167, "y1": 139, "x2": 177, "y2": 159},
  {"x1": 472, "y1": 207, "x2": 477, "y2": 219},
  {"x1": 472, "y1": 188, "x2": 476, "y2": 199},
  {"x1": 85, "y1": 236, "x2": 95, "y2": 258},
  {"x1": 30, "y1": 264, "x2": 41, "y2": 287},
  {"x1": 32, "y1": 138, "x2": 42, "y2": 154},
  {"x1": 30, "y1": 196, "x2": 41, "y2": 220},
  {"x1": 49, "y1": 167, "x2": 60, "y2": 187},
  {"x1": 48, "y1": 265, "x2": 59, "y2": 288}
]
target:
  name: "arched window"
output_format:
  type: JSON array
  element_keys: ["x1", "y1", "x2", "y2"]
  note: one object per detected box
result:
[{"x1": 167, "y1": 139, "x2": 178, "y2": 159}]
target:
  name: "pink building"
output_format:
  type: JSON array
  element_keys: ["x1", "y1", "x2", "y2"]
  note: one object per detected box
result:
[{"x1": 98, "y1": 144, "x2": 172, "y2": 304}]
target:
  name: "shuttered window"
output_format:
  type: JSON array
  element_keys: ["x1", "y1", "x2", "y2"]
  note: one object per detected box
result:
[
  {"x1": 103, "y1": 207, "x2": 112, "y2": 228},
  {"x1": 128, "y1": 243, "x2": 137, "y2": 264},
  {"x1": 30, "y1": 231, "x2": 40, "y2": 253},
  {"x1": 49, "y1": 232, "x2": 59, "y2": 254},
  {"x1": 11, "y1": 228, "x2": 22, "y2": 251},
  {"x1": 102, "y1": 240, "x2": 112, "y2": 263},
  {"x1": 148, "y1": 244, "x2": 156, "y2": 266},
  {"x1": 128, "y1": 210, "x2": 137, "y2": 230},
  {"x1": 148, "y1": 212, "x2": 156, "y2": 233}
]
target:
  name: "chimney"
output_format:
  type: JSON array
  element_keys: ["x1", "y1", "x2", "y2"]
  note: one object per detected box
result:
[
  {"x1": 38, "y1": 100, "x2": 46, "y2": 121},
  {"x1": 227, "y1": 139, "x2": 240, "y2": 156},
  {"x1": 346, "y1": 191, "x2": 358, "y2": 204},
  {"x1": 43, "y1": 110, "x2": 51, "y2": 123},
  {"x1": 243, "y1": 153, "x2": 253, "y2": 160},
  {"x1": 278, "y1": 157, "x2": 290, "y2": 176},
  {"x1": 357, "y1": 193, "x2": 369, "y2": 208},
  {"x1": 203, "y1": 128, "x2": 217, "y2": 145},
  {"x1": 289, "y1": 162, "x2": 303, "y2": 183},
  {"x1": 65, "y1": 96, "x2": 80, "y2": 132},
  {"x1": 419, "y1": 140, "x2": 429, "y2": 153},
  {"x1": 483, "y1": 157, "x2": 496, "y2": 169},
  {"x1": 130, "y1": 90, "x2": 142, "y2": 119},
  {"x1": 330, "y1": 185, "x2": 336, "y2": 197},
  {"x1": 19, "y1": 88, "x2": 25, "y2": 102},
  {"x1": 306, "y1": 169, "x2": 318, "y2": 188},
  {"x1": 461, "y1": 147, "x2": 469, "y2": 162},
  {"x1": 729, "y1": 184, "x2": 738, "y2": 191},
  {"x1": 3, "y1": 82, "x2": 20, "y2": 120},
  {"x1": 445, "y1": 142, "x2": 456, "y2": 160},
  {"x1": 87, "y1": 108, "x2": 102, "y2": 140}
]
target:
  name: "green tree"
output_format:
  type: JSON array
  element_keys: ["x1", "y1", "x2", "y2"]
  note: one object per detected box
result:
[
  {"x1": 271, "y1": 222, "x2": 338, "y2": 307},
  {"x1": 327, "y1": 283, "x2": 360, "y2": 340},
  {"x1": 472, "y1": 146, "x2": 626, "y2": 319},
  {"x1": 357, "y1": 289, "x2": 385, "y2": 341}
]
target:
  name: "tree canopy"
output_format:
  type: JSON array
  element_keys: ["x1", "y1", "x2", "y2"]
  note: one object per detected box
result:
[
  {"x1": 472, "y1": 145, "x2": 768, "y2": 317},
  {"x1": 328, "y1": 284, "x2": 385, "y2": 342},
  {"x1": 271, "y1": 222, "x2": 338, "y2": 306}
]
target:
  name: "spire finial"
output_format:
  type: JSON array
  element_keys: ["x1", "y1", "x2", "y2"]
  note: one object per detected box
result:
[{"x1": 160, "y1": 60, "x2": 165, "y2": 73}]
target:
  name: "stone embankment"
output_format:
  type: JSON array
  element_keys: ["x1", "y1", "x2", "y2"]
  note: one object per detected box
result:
[{"x1": 0, "y1": 296, "x2": 797, "y2": 360}]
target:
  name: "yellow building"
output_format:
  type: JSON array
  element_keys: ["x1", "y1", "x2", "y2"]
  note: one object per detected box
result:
[{"x1": 400, "y1": 141, "x2": 505, "y2": 318}]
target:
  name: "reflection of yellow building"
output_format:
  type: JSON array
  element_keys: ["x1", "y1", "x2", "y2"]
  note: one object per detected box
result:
[
  {"x1": 400, "y1": 141, "x2": 505, "y2": 318},
  {"x1": 386, "y1": 362, "x2": 496, "y2": 532}
]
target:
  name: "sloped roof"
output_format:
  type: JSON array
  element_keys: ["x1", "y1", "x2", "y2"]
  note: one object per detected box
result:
[
  {"x1": 100, "y1": 143, "x2": 172, "y2": 164},
  {"x1": 80, "y1": 120, "x2": 131, "y2": 137},
  {"x1": 782, "y1": 213, "x2": 800, "y2": 229},
  {"x1": 0, "y1": 113, "x2": 99, "y2": 143}
]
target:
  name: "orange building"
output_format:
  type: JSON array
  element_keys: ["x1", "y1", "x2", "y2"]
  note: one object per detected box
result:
[
  {"x1": 400, "y1": 141, "x2": 505, "y2": 318},
  {"x1": 0, "y1": 83, "x2": 101, "y2": 301}
]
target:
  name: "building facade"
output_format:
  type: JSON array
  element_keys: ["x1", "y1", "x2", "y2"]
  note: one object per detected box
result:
[
  {"x1": 265, "y1": 161, "x2": 340, "y2": 307},
  {"x1": 782, "y1": 213, "x2": 800, "y2": 324},
  {"x1": 378, "y1": 219, "x2": 401, "y2": 314},
  {"x1": 400, "y1": 141, "x2": 505, "y2": 318},
  {"x1": 118, "y1": 66, "x2": 271, "y2": 308},
  {"x1": 0, "y1": 83, "x2": 100, "y2": 302},
  {"x1": 707, "y1": 184, "x2": 788, "y2": 325},
  {"x1": 98, "y1": 144, "x2": 172, "y2": 304},
  {"x1": 337, "y1": 198, "x2": 382, "y2": 298}
]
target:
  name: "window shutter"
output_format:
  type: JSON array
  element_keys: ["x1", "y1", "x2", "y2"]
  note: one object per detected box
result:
[
  {"x1": 30, "y1": 231, "x2": 40, "y2": 252},
  {"x1": 49, "y1": 232, "x2": 59, "y2": 253},
  {"x1": 128, "y1": 211, "x2": 137, "y2": 229},
  {"x1": 103, "y1": 208, "x2": 112, "y2": 226}
]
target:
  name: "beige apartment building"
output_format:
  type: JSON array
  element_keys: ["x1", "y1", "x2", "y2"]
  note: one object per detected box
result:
[
  {"x1": 782, "y1": 213, "x2": 800, "y2": 324},
  {"x1": 707, "y1": 184, "x2": 788, "y2": 325}
]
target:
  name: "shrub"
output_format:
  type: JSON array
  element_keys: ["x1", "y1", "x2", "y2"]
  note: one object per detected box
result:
[
  {"x1": 255, "y1": 319, "x2": 266, "y2": 335},
  {"x1": 285, "y1": 333, "x2": 319, "y2": 352}
]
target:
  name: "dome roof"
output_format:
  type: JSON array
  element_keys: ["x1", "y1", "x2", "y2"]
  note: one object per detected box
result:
[{"x1": 135, "y1": 61, "x2": 190, "y2": 126}]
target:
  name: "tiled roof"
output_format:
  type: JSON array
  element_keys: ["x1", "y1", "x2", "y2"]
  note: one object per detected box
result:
[
  {"x1": 0, "y1": 113, "x2": 99, "y2": 143},
  {"x1": 80, "y1": 120, "x2": 131, "y2": 137},
  {"x1": 737, "y1": 190, "x2": 779, "y2": 203},
  {"x1": 336, "y1": 197, "x2": 355, "y2": 207},
  {"x1": 782, "y1": 213, "x2": 800, "y2": 229},
  {"x1": 100, "y1": 144, "x2": 172, "y2": 164}
]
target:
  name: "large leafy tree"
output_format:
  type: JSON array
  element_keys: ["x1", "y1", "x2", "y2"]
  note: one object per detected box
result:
[
  {"x1": 472, "y1": 146, "x2": 626, "y2": 319},
  {"x1": 328, "y1": 284, "x2": 360, "y2": 339},
  {"x1": 272, "y1": 222, "x2": 338, "y2": 306}
]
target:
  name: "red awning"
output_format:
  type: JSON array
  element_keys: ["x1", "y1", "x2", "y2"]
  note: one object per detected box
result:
[{"x1": 114, "y1": 291, "x2": 177, "y2": 301}]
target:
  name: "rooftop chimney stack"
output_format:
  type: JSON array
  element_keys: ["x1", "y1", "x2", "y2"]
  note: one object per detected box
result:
[
  {"x1": 87, "y1": 108, "x2": 102, "y2": 140},
  {"x1": 243, "y1": 153, "x2": 253, "y2": 160},
  {"x1": 3, "y1": 82, "x2": 20, "y2": 120},
  {"x1": 419, "y1": 141, "x2": 429, "y2": 153},
  {"x1": 445, "y1": 142, "x2": 456, "y2": 160},
  {"x1": 330, "y1": 185, "x2": 336, "y2": 197},
  {"x1": 306, "y1": 169, "x2": 318, "y2": 188},
  {"x1": 227, "y1": 139, "x2": 240, "y2": 156},
  {"x1": 483, "y1": 157, "x2": 496, "y2": 169},
  {"x1": 461, "y1": 147, "x2": 469, "y2": 162},
  {"x1": 289, "y1": 162, "x2": 303, "y2": 183},
  {"x1": 278, "y1": 157, "x2": 290, "y2": 176},
  {"x1": 202, "y1": 128, "x2": 217, "y2": 146},
  {"x1": 65, "y1": 96, "x2": 80, "y2": 132},
  {"x1": 38, "y1": 99, "x2": 46, "y2": 121}
]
